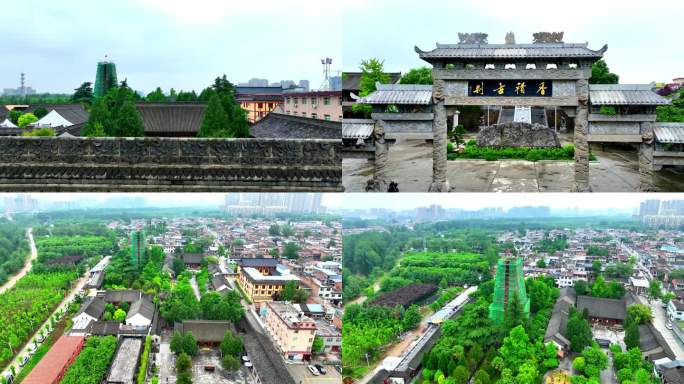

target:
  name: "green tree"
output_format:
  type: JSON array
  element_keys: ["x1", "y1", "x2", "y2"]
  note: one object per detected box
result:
[
  {"x1": 647, "y1": 280, "x2": 662, "y2": 302},
  {"x1": 146, "y1": 87, "x2": 167, "y2": 102},
  {"x1": 221, "y1": 354, "x2": 239, "y2": 371},
  {"x1": 198, "y1": 94, "x2": 230, "y2": 138},
  {"x1": 283, "y1": 242, "x2": 299, "y2": 259},
  {"x1": 452, "y1": 365, "x2": 469, "y2": 384},
  {"x1": 312, "y1": 336, "x2": 324, "y2": 353},
  {"x1": 627, "y1": 304, "x2": 653, "y2": 325},
  {"x1": 269, "y1": 224, "x2": 280, "y2": 236},
  {"x1": 18, "y1": 113, "x2": 37, "y2": 127},
  {"x1": 352, "y1": 58, "x2": 391, "y2": 117},
  {"x1": 220, "y1": 331, "x2": 243, "y2": 356},
  {"x1": 175, "y1": 352, "x2": 191, "y2": 373},
  {"x1": 9, "y1": 110, "x2": 22, "y2": 124},
  {"x1": 402, "y1": 305, "x2": 422, "y2": 330},
  {"x1": 32, "y1": 107, "x2": 48, "y2": 119},
  {"x1": 113, "y1": 308, "x2": 126, "y2": 322},
  {"x1": 566, "y1": 308, "x2": 593, "y2": 352},
  {"x1": 177, "y1": 372, "x2": 192, "y2": 384},
  {"x1": 72, "y1": 82, "x2": 94, "y2": 105},
  {"x1": 591, "y1": 260, "x2": 601, "y2": 275},
  {"x1": 22, "y1": 127, "x2": 55, "y2": 137},
  {"x1": 399, "y1": 67, "x2": 433, "y2": 85},
  {"x1": 115, "y1": 101, "x2": 145, "y2": 137},
  {"x1": 82, "y1": 98, "x2": 112, "y2": 136},
  {"x1": 624, "y1": 321, "x2": 640, "y2": 350},
  {"x1": 589, "y1": 59, "x2": 619, "y2": 84},
  {"x1": 473, "y1": 370, "x2": 490, "y2": 384}
]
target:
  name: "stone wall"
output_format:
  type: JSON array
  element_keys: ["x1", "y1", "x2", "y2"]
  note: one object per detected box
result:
[
  {"x1": 477, "y1": 122, "x2": 561, "y2": 148},
  {"x1": 0, "y1": 137, "x2": 342, "y2": 191}
]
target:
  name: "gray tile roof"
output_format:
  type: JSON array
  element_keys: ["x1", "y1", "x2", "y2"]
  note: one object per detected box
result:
[
  {"x1": 654, "y1": 123, "x2": 684, "y2": 144},
  {"x1": 177, "y1": 320, "x2": 233, "y2": 343},
  {"x1": 250, "y1": 112, "x2": 341, "y2": 139},
  {"x1": 639, "y1": 322, "x2": 676, "y2": 361},
  {"x1": 576, "y1": 295, "x2": 626, "y2": 321},
  {"x1": 589, "y1": 84, "x2": 670, "y2": 106},
  {"x1": 126, "y1": 297, "x2": 155, "y2": 321},
  {"x1": 358, "y1": 83, "x2": 433, "y2": 105},
  {"x1": 76, "y1": 297, "x2": 105, "y2": 319},
  {"x1": 342, "y1": 119, "x2": 374, "y2": 140},
  {"x1": 136, "y1": 103, "x2": 206, "y2": 134},
  {"x1": 416, "y1": 43, "x2": 607, "y2": 60},
  {"x1": 26, "y1": 104, "x2": 89, "y2": 125}
]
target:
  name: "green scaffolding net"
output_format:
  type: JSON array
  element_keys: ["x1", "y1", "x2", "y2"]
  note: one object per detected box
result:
[{"x1": 489, "y1": 257, "x2": 530, "y2": 324}]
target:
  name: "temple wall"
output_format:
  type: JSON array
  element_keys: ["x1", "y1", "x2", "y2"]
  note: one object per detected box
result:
[{"x1": 0, "y1": 137, "x2": 342, "y2": 191}]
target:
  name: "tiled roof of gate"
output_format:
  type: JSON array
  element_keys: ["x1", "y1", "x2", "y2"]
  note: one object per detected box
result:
[
  {"x1": 357, "y1": 83, "x2": 433, "y2": 105},
  {"x1": 136, "y1": 103, "x2": 206, "y2": 134},
  {"x1": 250, "y1": 112, "x2": 341, "y2": 139},
  {"x1": 27, "y1": 104, "x2": 89, "y2": 125},
  {"x1": 589, "y1": 84, "x2": 670, "y2": 106},
  {"x1": 654, "y1": 123, "x2": 684, "y2": 144},
  {"x1": 416, "y1": 43, "x2": 607, "y2": 60},
  {"x1": 342, "y1": 119, "x2": 374, "y2": 140}
]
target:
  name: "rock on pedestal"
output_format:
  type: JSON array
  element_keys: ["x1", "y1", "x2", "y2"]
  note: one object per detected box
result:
[{"x1": 476, "y1": 122, "x2": 561, "y2": 148}]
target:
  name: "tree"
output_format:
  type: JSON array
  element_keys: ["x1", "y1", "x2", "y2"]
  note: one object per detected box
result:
[
  {"x1": 497, "y1": 326, "x2": 536, "y2": 375},
  {"x1": 220, "y1": 332, "x2": 243, "y2": 357},
  {"x1": 113, "y1": 308, "x2": 127, "y2": 322},
  {"x1": 146, "y1": 87, "x2": 167, "y2": 102},
  {"x1": 663, "y1": 291, "x2": 676, "y2": 305},
  {"x1": 566, "y1": 308, "x2": 593, "y2": 352},
  {"x1": 115, "y1": 101, "x2": 145, "y2": 137},
  {"x1": 198, "y1": 94, "x2": 230, "y2": 138},
  {"x1": 312, "y1": 336, "x2": 324, "y2": 353},
  {"x1": 221, "y1": 354, "x2": 239, "y2": 371},
  {"x1": 536, "y1": 259, "x2": 547, "y2": 268},
  {"x1": 452, "y1": 365, "x2": 469, "y2": 384},
  {"x1": 268, "y1": 224, "x2": 280, "y2": 236},
  {"x1": 22, "y1": 127, "x2": 55, "y2": 137},
  {"x1": 624, "y1": 321, "x2": 640, "y2": 350},
  {"x1": 172, "y1": 258, "x2": 186, "y2": 276},
  {"x1": 33, "y1": 107, "x2": 48, "y2": 119},
  {"x1": 473, "y1": 370, "x2": 490, "y2": 384},
  {"x1": 82, "y1": 98, "x2": 112, "y2": 136},
  {"x1": 9, "y1": 110, "x2": 22, "y2": 125},
  {"x1": 589, "y1": 59, "x2": 619, "y2": 84},
  {"x1": 177, "y1": 372, "x2": 192, "y2": 384},
  {"x1": 515, "y1": 362, "x2": 539, "y2": 384},
  {"x1": 175, "y1": 352, "x2": 191, "y2": 373},
  {"x1": 399, "y1": 67, "x2": 433, "y2": 85},
  {"x1": 18, "y1": 113, "x2": 37, "y2": 127},
  {"x1": 282, "y1": 242, "x2": 299, "y2": 259},
  {"x1": 402, "y1": 305, "x2": 422, "y2": 330},
  {"x1": 574, "y1": 280, "x2": 589, "y2": 296},
  {"x1": 591, "y1": 260, "x2": 601, "y2": 275},
  {"x1": 647, "y1": 280, "x2": 662, "y2": 302},
  {"x1": 72, "y1": 82, "x2": 94, "y2": 105},
  {"x1": 352, "y1": 58, "x2": 390, "y2": 117},
  {"x1": 627, "y1": 304, "x2": 653, "y2": 325}
]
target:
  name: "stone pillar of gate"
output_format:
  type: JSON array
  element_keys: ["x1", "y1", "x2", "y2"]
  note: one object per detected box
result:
[
  {"x1": 429, "y1": 100, "x2": 449, "y2": 192},
  {"x1": 573, "y1": 79, "x2": 591, "y2": 192},
  {"x1": 638, "y1": 122, "x2": 656, "y2": 192},
  {"x1": 366, "y1": 120, "x2": 391, "y2": 192}
]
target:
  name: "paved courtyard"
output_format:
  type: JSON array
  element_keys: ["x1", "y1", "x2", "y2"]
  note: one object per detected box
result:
[{"x1": 343, "y1": 138, "x2": 684, "y2": 192}]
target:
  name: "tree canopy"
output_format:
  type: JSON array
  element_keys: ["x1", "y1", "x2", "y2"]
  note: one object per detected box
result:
[{"x1": 589, "y1": 59, "x2": 619, "y2": 84}]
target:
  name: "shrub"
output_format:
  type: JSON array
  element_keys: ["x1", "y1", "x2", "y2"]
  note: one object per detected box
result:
[
  {"x1": 599, "y1": 106, "x2": 617, "y2": 115},
  {"x1": 447, "y1": 142, "x2": 455, "y2": 153},
  {"x1": 22, "y1": 127, "x2": 56, "y2": 137}
]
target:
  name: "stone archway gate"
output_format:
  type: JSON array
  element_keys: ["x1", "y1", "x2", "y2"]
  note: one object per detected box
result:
[{"x1": 415, "y1": 33, "x2": 607, "y2": 192}]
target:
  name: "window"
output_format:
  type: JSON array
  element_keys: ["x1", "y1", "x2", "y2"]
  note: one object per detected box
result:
[
  {"x1": 339, "y1": 97, "x2": 343, "y2": 105},
  {"x1": 302, "y1": 97, "x2": 307, "y2": 105},
  {"x1": 311, "y1": 98, "x2": 317, "y2": 105},
  {"x1": 324, "y1": 114, "x2": 331, "y2": 121},
  {"x1": 301, "y1": 112, "x2": 307, "y2": 117},
  {"x1": 311, "y1": 113, "x2": 317, "y2": 119},
  {"x1": 324, "y1": 97, "x2": 331, "y2": 105},
  {"x1": 294, "y1": 98, "x2": 299, "y2": 104},
  {"x1": 286, "y1": 97, "x2": 290, "y2": 104}
]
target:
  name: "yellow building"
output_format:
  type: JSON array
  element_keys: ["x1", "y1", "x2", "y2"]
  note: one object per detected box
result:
[
  {"x1": 264, "y1": 301, "x2": 316, "y2": 361},
  {"x1": 235, "y1": 86, "x2": 284, "y2": 123},
  {"x1": 237, "y1": 267, "x2": 299, "y2": 304}
]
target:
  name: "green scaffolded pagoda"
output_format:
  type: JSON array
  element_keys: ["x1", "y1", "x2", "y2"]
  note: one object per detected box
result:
[
  {"x1": 489, "y1": 257, "x2": 530, "y2": 324},
  {"x1": 130, "y1": 230, "x2": 146, "y2": 267},
  {"x1": 94, "y1": 60, "x2": 118, "y2": 98}
]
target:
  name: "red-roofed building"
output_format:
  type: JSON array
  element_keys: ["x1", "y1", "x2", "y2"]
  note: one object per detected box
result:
[{"x1": 23, "y1": 335, "x2": 85, "y2": 384}]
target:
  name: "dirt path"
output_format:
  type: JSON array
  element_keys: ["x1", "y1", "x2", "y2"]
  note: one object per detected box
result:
[
  {"x1": 348, "y1": 282, "x2": 380, "y2": 306},
  {"x1": 0, "y1": 228, "x2": 36, "y2": 294}
]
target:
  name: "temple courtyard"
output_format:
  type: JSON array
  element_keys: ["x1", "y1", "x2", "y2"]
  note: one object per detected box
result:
[{"x1": 343, "y1": 137, "x2": 684, "y2": 192}]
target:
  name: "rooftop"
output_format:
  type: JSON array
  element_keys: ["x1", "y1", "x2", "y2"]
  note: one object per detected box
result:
[
  {"x1": 23, "y1": 335, "x2": 85, "y2": 384},
  {"x1": 416, "y1": 42, "x2": 608, "y2": 62},
  {"x1": 654, "y1": 123, "x2": 684, "y2": 144},
  {"x1": 357, "y1": 83, "x2": 433, "y2": 105},
  {"x1": 343, "y1": 72, "x2": 402, "y2": 91},
  {"x1": 589, "y1": 84, "x2": 670, "y2": 106},
  {"x1": 136, "y1": 103, "x2": 206, "y2": 135},
  {"x1": 242, "y1": 267, "x2": 299, "y2": 284},
  {"x1": 250, "y1": 112, "x2": 341, "y2": 140},
  {"x1": 576, "y1": 295, "x2": 626, "y2": 320},
  {"x1": 107, "y1": 337, "x2": 142, "y2": 383},
  {"x1": 177, "y1": 320, "x2": 233, "y2": 343},
  {"x1": 266, "y1": 301, "x2": 316, "y2": 330},
  {"x1": 342, "y1": 119, "x2": 374, "y2": 140}
]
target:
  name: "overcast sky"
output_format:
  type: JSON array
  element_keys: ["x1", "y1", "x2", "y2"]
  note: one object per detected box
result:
[
  {"x1": 0, "y1": 0, "x2": 342, "y2": 94},
  {"x1": 341, "y1": 193, "x2": 684, "y2": 212},
  {"x1": 0, "y1": 193, "x2": 342, "y2": 209},
  {"x1": 344, "y1": 0, "x2": 684, "y2": 84}
]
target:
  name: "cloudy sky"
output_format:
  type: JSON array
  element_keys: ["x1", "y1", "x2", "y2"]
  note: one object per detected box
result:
[
  {"x1": 344, "y1": 0, "x2": 684, "y2": 84},
  {"x1": 342, "y1": 193, "x2": 683, "y2": 212},
  {"x1": 0, "y1": 0, "x2": 342, "y2": 94}
]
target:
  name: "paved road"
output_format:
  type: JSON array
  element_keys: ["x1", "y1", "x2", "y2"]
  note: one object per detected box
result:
[
  {"x1": 651, "y1": 298, "x2": 684, "y2": 359},
  {"x1": 0, "y1": 228, "x2": 36, "y2": 294}
]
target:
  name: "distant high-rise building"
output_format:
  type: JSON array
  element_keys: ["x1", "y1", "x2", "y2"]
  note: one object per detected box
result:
[
  {"x1": 244, "y1": 78, "x2": 269, "y2": 87},
  {"x1": 94, "y1": 59, "x2": 118, "y2": 98},
  {"x1": 298, "y1": 80, "x2": 310, "y2": 91},
  {"x1": 489, "y1": 258, "x2": 530, "y2": 325},
  {"x1": 225, "y1": 193, "x2": 323, "y2": 216},
  {"x1": 131, "y1": 230, "x2": 146, "y2": 267},
  {"x1": 3, "y1": 73, "x2": 36, "y2": 96},
  {"x1": 640, "y1": 199, "x2": 661, "y2": 216},
  {"x1": 3, "y1": 194, "x2": 38, "y2": 214}
]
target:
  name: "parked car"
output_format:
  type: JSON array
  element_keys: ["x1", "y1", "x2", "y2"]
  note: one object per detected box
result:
[
  {"x1": 19, "y1": 355, "x2": 29, "y2": 367},
  {"x1": 307, "y1": 365, "x2": 320, "y2": 376},
  {"x1": 3, "y1": 372, "x2": 14, "y2": 384},
  {"x1": 667, "y1": 322, "x2": 673, "y2": 330},
  {"x1": 335, "y1": 365, "x2": 342, "y2": 374},
  {"x1": 314, "y1": 364, "x2": 327, "y2": 374}
]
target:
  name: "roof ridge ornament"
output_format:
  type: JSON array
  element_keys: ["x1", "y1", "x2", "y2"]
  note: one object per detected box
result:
[
  {"x1": 458, "y1": 32, "x2": 488, "y2": 45},
  {"x1": 505, "y1": 32, "x2": 516, "y2": 45},
  {"x1": 532, "y1": 32, "x2": 565, "y2": 44}
]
